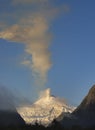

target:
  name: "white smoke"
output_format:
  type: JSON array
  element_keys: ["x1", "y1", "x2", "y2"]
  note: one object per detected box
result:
[
  {"x1": 0, "y1": 16, "x2": 51, "y2": 84},
  {"x1": 0, "y1": 0, "x2": 69, "y2": 93},
  {"x1": 39, "y1": 88, "x2": 51, "y2": 99},
  {"x1": 0, "y1": 1, "x2": 52, "y2": 87}
]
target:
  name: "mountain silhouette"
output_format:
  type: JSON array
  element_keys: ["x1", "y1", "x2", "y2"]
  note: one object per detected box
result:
[
  {"x1": 0, "y1": 86, "x2": 25, "y2": 127},
  {"x1": 62, "y1": 85, "x2": 95, "y2": 127},
  {"x1": 73, "y1": 85, "x2": 95, "y2": 114}
]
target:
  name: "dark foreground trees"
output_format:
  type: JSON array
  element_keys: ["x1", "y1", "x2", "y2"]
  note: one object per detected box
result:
[{"x1": 0, "y1": 120, "x2": 95, "y2": 130}]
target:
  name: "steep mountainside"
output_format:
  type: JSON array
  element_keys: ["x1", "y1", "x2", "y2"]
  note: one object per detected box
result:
[
  {"x1": 0, "y1": 86, "x2": 25, "y2": 127},
  {"x1": 0, "y1": 110, "x2": 25, "y2": 127},
  {"x1": 17, "y1": 88, "x2": 74, "y2": 126},
  {"x1": 74, "y1": 85, "x2": 95, "y2": 112},
  {"x1": 62, "y1": 85, "x2": 95, "y2": 127}
]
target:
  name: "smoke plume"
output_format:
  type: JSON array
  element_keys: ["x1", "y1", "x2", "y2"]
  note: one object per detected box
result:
[
  {"x1": 0, "y1": 1, "x2": 53, "y2": 87},
  {"x1": 0, "y1": 16, "x2": 51, "y2": 84},
  {"x1": 0, "y1": 0, "x2": 69, "y2": 90}
]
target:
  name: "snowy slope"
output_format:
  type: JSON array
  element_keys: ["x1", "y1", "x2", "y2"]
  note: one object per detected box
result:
[{"x1": 17, "y1": 88, "x2": 74, "y2": 126}]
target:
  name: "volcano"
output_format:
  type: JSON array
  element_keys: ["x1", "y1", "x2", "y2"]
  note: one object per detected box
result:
[{"x1": 17, "y1": 88, "x2": 74, "y2": 126}]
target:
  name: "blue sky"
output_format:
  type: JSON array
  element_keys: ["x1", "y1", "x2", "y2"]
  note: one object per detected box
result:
[{"x1": 0, "y1": 0, "x2": 95, "y2": 106}]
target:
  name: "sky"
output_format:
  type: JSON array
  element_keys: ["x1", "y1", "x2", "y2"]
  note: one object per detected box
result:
[{"x1": 0, "y1": 0, "x2": 95, "y2": 106}]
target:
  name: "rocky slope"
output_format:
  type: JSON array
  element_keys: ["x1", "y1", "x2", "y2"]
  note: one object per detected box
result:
[
  {"x1": 17, "y1": 88, "x2": 74, "y2": 126},
  {"x1": 62, "y1": 85, "x2": 95, "y2": 127}
]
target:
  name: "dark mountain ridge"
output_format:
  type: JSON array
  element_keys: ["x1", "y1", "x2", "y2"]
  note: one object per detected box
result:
[
  {"x1": 73, "y1": 85, "x2": 95, "y2": 115},
  {"x1": 0, "y1": 86, "x2": 25, "y2": 127},
  {"x1": 62, "y1": 85, "x2": 95, "y2": 128},
  {"x1": 0, "y1": 110, "x2": 25, "y2": 127}
]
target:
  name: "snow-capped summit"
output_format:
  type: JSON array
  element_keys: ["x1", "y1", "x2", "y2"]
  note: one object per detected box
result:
[{"x1": 17, "y1": 88, "x2": 74, "y2": 126}]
